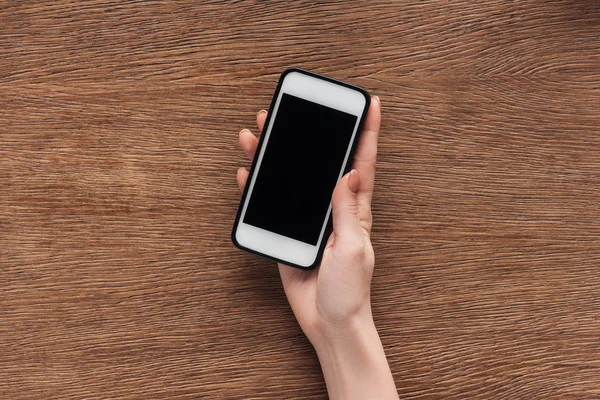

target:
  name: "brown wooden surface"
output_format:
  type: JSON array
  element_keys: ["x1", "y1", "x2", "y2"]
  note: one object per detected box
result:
[{"x1": 1, "y1": 1, "x2": 600, "y2": 399}]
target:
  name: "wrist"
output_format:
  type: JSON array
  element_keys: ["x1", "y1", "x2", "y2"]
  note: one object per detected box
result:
[
  {"x1": 312, "y1": 314, "x2": 399, "y2": 400},
  {"x1": 313, "y1": 310, "x2": 376, "y2": 354}
]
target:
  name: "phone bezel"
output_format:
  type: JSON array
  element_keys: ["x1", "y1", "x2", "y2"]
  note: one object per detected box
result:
[{"x1": 232, "y1": 68, "x2": 371, "y2": 269}]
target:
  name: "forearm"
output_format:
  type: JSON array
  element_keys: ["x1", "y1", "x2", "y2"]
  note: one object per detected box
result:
[{"x1": 314, "y1": 315, "x2": 399, "y2": 400}]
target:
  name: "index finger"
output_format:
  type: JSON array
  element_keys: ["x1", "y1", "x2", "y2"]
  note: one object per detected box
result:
[{"x1": 352, "y1": 96, "x2": 381, "y2": 207}]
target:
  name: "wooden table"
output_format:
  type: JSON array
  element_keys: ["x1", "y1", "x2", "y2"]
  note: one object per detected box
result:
[{"x1": 2, "y1": 1, "x2": 599, "y2": 398}]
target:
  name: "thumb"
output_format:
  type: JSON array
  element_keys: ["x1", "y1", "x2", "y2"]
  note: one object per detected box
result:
[{"x1": 331, "y1": 169, "x2": 362, "y2": 243}]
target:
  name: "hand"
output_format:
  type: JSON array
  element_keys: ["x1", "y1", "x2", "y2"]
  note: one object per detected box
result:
[{"x1": 236, "y1": 96, "x2": 398, "y2": 399}]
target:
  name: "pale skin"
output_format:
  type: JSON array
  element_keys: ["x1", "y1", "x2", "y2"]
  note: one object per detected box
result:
[{"x1": 236, "y1": 96, "x2": 399, "y2": 400}]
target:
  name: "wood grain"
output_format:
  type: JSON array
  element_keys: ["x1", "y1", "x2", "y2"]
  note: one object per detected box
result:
[{"x1": 1, "y1": 1, "x2": 599, "y2": 398}]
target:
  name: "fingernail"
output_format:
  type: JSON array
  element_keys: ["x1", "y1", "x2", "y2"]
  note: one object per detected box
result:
[
  {"x1": 374, "y1": 95, "x2": 380, "y2": 103},
  {"x1": 257, "y1": 109, "x2": 267, "y2": 116},
  {"x1": 239, "y1": 129, "x2": 248, "y2": 137},
  {"x1": 348, "y1": 169, "x2": 359, "y2": 193}
]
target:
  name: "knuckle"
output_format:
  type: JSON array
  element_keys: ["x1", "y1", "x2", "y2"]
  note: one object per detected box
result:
[{"x1": 343, "y1": 240, "x2": 366, "y2": 260}]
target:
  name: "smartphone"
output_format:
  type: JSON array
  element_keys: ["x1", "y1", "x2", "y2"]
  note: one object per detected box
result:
[{"x1": 232, "y1": 68, "x2": 370, "y2": 269}]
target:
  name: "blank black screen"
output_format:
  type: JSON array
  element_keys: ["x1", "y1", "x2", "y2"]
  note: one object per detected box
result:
[{"x1": 244, "y1": 93, "x2": 357, "y2": 245}]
